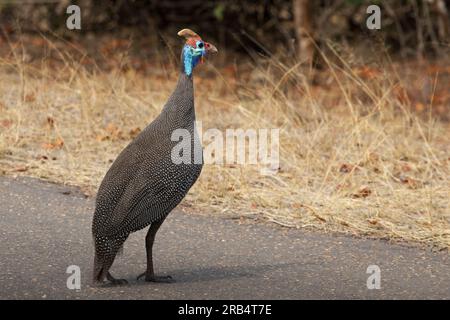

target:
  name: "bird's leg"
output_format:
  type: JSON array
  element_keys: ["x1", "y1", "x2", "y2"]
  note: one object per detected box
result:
[
  {"x1": 137, "y1": 218, "x2": 174, "y2": 283},
  {"x1": 106, "y1": 271, "x2": 128, "y2": 286}
]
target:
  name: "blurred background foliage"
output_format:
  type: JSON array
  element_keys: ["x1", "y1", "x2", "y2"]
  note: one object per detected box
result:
[{"x1": 0, "y1": 0, "x2": 448, "y2": 60}]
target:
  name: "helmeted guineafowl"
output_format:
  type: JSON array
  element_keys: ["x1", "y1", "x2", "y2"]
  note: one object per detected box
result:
[{"x1": 92, "y1": 29, "x2": 217, "y2": 285}]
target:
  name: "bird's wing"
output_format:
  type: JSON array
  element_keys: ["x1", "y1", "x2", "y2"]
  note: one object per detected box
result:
[
  {"x1": 93, "y1": 138, "x2": 150, "y2": 217},
  {"x1": 101, "y1": 160, "x2": 181, "y2": 236},
  {"x1": 93, "y1": 120, "x2": 170, "y2": 231}
]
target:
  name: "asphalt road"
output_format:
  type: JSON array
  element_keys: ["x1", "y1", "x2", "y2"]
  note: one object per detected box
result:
[{"x1": 0, "y1": 176, "x2": 449, "y2": 299}]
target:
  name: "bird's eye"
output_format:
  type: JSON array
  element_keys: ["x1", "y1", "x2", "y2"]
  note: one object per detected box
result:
[{"x1": 197, "y1": 42, "x2": 204, "y2": 48}]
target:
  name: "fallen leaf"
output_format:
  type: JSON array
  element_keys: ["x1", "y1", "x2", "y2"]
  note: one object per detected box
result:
[
  {"x1": 415, "y1": 102, "x2": 425, "y2": 112},
  {"x1": 47, "y1": 117, "x2": 54, "y2": 128},
  {"x1": 54, "y1": 138, "x2": 64, "y2": 148},
  {"x1": 355, "y1": 66, "x2": 381, "y2": 79},
  {"x1": 105, "y1": 123, "x2": 123, "y2": 140},
  {"x1": 353, "y1": 186, "x2": 372, "y2": 198},
  {"x1": 25, "y1": 93, "x2": 36, "y2": 103},
  {"x1": 340, "y1": 163, "x2": 358, "y2": 173},
  {"x1": 13, "y1": 166, "x2": 28, "y2": 172},
  {"x1": 129, "y1": 127, "x2": 141, "y2": 138},
  {"x1": 398, "y1": 174, "x2": 420, "y2": 189},
  {"x1": 95, "y1": 134, "x2": 109, "y2": 142},
  {"x1": 0, "y1": 119, "x2": 12, "y2": 128},
  {"x1": 339, "y1": 221, "x2": 349, "y2": 227},
  {"x1": 42, "y1": 138, "x2": 64, "y2": 150},
  {"x1": 401, "y1": 163, "x2": 413, "y2": 172}
]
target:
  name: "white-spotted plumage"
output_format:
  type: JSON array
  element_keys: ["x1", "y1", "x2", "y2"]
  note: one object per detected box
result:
[{"x1": 92, "y1": 49, "x2": 204, "y2": 284}]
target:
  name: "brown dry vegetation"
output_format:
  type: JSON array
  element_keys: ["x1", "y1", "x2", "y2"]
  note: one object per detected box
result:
[{"x1": 0, "y1": 35, "x2": 449, "y2": 249}]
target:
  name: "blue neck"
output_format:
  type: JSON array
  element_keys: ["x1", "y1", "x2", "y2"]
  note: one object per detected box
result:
[{"x1": 182, "y1": 45, "x2": 201, "y2": 77}]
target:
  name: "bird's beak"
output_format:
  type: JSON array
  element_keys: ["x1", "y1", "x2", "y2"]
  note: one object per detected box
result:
[{"x1": 205, "y1": 42, "x2": 218, "y2": 54}]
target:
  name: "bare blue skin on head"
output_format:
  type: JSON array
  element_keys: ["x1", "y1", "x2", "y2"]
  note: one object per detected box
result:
[{"x1": 183, "y1": 40, "x2": 206, "y2": 76}]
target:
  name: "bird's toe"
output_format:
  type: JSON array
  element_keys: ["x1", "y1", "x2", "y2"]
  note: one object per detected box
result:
[{"x1": 137, "y1": 272, "x2": 174, "y2": 283}]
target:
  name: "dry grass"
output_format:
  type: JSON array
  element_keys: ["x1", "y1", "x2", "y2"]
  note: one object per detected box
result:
[{"x1": 0, "y1": 37, "x2": 449, "y2": 249}]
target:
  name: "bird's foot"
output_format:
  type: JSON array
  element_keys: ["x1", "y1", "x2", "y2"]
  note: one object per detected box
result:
[
  {"x1": 137, "y1": 272, "x2": 174, "y2": 283},
  {"x1": 106, "y1": 272, "x2": 128, "y2": 286}
]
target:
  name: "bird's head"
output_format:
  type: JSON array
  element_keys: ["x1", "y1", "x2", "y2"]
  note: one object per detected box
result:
[{"x1": 178, "y1": 28, "x2": 218, "y2": 76}]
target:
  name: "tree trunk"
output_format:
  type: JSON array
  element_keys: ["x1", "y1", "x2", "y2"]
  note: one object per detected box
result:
[
  {"x1": 293, "y1": 0, "x2": 314, "y2": 65},
  {"x1": 433, "y1": 0, "x2": 449, "y2": 42}
]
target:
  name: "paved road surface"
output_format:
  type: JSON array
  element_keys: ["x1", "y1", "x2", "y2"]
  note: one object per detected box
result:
[{"x1": 0, "y1": 176, "x2": 448, "y2": 299}]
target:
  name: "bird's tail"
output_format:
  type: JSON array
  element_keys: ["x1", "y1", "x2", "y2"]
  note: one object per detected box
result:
[
  {"x1": 93, "y1": 252, "x2": 106, "y2": 283},
  {"x1": 92, "y1": 234, "x2": 127, "y2": 283},
  {"x1": 92, "y1": 234, "x2": 110, "y2": 283}
]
